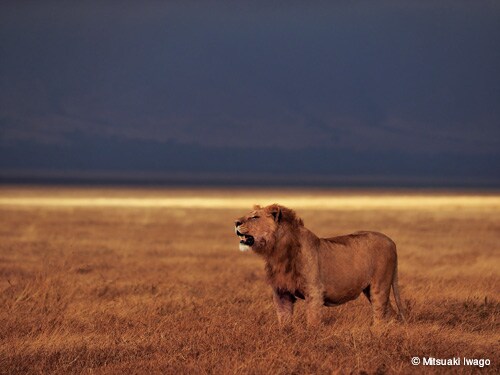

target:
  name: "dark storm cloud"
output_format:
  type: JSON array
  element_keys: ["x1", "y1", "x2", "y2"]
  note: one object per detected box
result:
[{"x1": 1, "y1": 1, "x2": 499, "y2": 184}]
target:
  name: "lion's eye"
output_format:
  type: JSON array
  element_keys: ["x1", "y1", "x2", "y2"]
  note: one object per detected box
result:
[{"x1": 250, "y1": 216, "x2": 260, "y2": 220}]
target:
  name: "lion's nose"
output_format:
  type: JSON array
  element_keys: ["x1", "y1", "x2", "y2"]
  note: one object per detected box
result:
[{"x1": 235, "y1": 220, "x2": 242, "y2": 227}]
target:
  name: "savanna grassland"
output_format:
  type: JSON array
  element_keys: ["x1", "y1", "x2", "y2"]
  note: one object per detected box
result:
[{"x1": 0, "y1": 187, "x2": 499, "y2": 374}]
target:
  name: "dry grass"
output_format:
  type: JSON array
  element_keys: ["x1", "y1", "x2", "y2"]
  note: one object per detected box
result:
[{"x1": 0, "y1": 187, "x2": 499, "y2": 374}]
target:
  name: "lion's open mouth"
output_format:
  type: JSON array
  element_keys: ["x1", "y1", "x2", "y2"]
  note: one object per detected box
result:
[{"x1": 236, "y1": 230, "x2": 254, "y2": 246}]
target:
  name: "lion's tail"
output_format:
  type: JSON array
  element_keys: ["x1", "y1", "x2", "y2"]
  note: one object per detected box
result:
[{"x1": 392, "y1": 263, "x2": 406, "y2": 322}]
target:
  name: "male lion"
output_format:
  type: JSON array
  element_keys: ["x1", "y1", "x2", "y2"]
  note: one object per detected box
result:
[{"x1": 234, "y1": 204, "x2": 404, "y2": 327}]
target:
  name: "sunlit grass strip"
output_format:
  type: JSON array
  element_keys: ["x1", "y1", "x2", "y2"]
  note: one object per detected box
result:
[{"x1": 0, "y1": 196, "x2": 499, "y2": 209}]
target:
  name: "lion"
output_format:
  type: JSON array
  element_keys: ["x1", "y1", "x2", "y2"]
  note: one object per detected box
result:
[{"x1": 234, "y1": 204, "x2": 405, "y2": 327}]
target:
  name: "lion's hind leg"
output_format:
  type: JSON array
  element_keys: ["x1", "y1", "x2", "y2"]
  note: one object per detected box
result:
[{"x1": 370, "y1": 281, "x2": 397, "y2": 325}]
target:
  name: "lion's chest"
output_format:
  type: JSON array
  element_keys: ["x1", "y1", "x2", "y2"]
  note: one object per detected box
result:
[{"x1": 265, "y1": 261, "x2": 303, "y2": 293}]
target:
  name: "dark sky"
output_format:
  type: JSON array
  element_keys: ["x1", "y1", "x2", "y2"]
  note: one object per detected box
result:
[{"x1": 1, "y1": 1, "x2": 499, "y2": 186}]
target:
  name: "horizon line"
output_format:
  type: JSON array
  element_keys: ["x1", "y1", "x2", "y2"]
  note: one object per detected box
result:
[{"x1": 1, "y1": 168, "x2": 500, "y2": 189}]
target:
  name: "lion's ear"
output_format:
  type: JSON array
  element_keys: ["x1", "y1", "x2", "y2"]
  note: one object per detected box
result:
[
  {"x1": 268, "y1": 204, "x2": 282, "y2": 222},
  {"x1": 253, "y1": 204, "x2": 261, "y2": 210}
]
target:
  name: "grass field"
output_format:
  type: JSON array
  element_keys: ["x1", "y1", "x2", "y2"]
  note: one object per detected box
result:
[{"x1": 0, "y1": 187, "x2": 499, "y2": 374}]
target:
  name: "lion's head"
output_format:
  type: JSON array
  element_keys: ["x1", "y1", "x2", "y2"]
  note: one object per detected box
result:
[{"x1": 234, "y1": 204, "x2": 303, "y2": 253}]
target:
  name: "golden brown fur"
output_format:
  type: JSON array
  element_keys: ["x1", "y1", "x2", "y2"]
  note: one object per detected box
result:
[{"x1": 235, "y1": 204, "x2": 405, "y2": 327}]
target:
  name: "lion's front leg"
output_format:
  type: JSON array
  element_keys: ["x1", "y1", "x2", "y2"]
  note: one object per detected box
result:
[
  {"x1": 305, "y1": 289, "x2": 324, "y2": 327},
  {"x1": 273, "y1": 289, "x2": 296, "y2": 327},
  {"x1": 301, "y1": 246, "x2": 324, "y2": 328}
]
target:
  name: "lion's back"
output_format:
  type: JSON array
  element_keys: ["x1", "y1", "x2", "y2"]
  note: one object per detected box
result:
[
  {"x1": 323, "y1": 231, "x2": 395, "y2": 252},
  {"x1": 319, "y1": 231, "x2": 397, "y2": 277}
]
